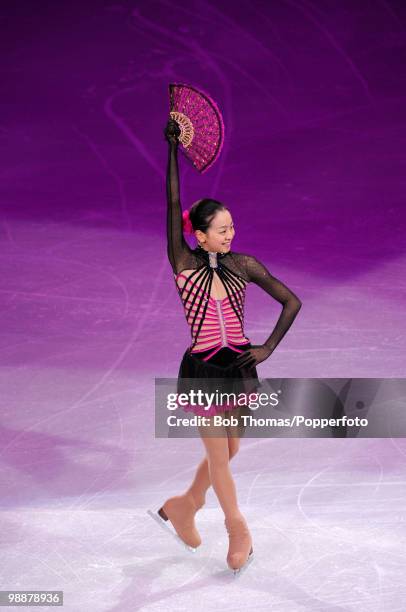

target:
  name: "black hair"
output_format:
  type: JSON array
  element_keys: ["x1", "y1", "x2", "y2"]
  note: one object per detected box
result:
[{"x1": 189, "y1": 198, "x2": 228, "y2": 233}]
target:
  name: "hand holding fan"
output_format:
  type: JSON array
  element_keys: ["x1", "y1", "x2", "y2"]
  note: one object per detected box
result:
[{"x1": 168, "y1": 83, "x2": 225, "y2": 173}]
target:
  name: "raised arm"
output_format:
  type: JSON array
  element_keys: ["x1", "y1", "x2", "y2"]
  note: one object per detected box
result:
[
  {"x1": 164, "y1": 119, "x2": 190, "y2": 274},
  {"x1": 235, "y1": 255, "x2": 302, "y2": 368}
]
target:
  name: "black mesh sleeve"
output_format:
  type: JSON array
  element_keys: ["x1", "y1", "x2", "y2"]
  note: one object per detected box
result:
[
  {"x1": 244, "y1": 255, "x2": 302, "y2": 353},
  {"x1": 166, "y1": 142, "x2": 191, "y2": 274}
]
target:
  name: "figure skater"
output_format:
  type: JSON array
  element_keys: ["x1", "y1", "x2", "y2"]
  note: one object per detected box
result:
[{"x1": 156, "y1": 118, "x2": 302, "y2": 574}]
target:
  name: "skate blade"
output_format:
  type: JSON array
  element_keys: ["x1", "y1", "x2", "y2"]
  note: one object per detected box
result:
[
  {"x1": 231, "y1": 550, "x2": 254, "y2": 577},
  {"x1": 146, "y1": 509, "x2": 197, "y2": 553}
]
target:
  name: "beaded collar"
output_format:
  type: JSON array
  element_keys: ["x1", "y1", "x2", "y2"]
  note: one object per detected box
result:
[{"x1": 194, "y1": 243, "x2": 229, "y2": 269}]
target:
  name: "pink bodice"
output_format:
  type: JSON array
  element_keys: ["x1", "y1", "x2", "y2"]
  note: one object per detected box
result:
[{"x1": 174, "y1": 265, "x2": 250, "y2": 361}]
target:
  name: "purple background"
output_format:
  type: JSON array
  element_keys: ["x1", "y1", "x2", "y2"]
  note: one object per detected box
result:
[
  {"x1": 2, "y1": 0, "x2": 406, "y2": 374},
  {"x1": 1, "y1": 2, "x2": 406, "y2": 610}
]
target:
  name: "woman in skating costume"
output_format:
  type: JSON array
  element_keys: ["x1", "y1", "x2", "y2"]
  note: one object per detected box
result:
[{"x1": 157, "y1": 118, "x2": 302, "y2": 574}]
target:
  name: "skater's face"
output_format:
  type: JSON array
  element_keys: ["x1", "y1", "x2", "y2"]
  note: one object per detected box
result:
[{"x1": 197, "y1": 209, "x2": 235, "y2": 253}]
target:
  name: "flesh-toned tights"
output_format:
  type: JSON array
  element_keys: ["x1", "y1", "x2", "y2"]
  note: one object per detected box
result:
[{"x1": 185, "y1": 408, "x2": 246, "y2": 520}]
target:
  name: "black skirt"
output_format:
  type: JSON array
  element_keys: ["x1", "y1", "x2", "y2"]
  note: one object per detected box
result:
[{"x1": 177, "y1": 343, "x2": 260, "y2": 417}]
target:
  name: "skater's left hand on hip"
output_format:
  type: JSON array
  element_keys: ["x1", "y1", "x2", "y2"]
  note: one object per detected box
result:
[{"x1": 235, "y1": 344, "x2": 272, "y2": 369}]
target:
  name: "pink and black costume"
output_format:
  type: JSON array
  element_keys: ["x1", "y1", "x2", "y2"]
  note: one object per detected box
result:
[
  {"x1": 174, "y1": 247, "x2": 250, "y2": 360},
  {"x1": 167, "y1": 149, "x2": 301, "y2": 418}
]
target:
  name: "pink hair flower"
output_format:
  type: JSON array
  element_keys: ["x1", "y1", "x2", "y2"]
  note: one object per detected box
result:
[{"x1": 182, "y1": 209, "x2": 194, "y2": 235}]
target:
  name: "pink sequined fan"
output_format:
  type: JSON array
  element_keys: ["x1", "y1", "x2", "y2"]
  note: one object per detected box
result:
[{"x1": 168, "y1": 83, "x2": 225, "y2": 173}]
